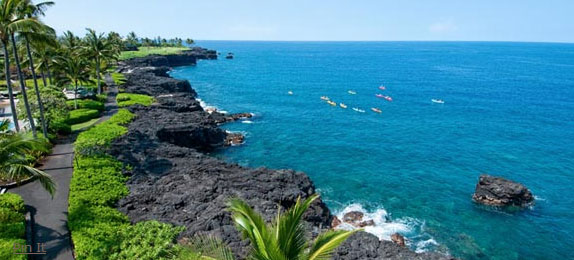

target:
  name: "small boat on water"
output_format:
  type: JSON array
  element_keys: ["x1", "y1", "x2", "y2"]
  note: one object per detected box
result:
[
  {"x1": 384, "y1": 96, "x2": 393, "y2": 102},
  {"x1": 431, "y1": 99, "x2": 445, "y2": 104},
  {"x1": 327, "y1": 100, "x2": 337, "y2": 106},
  {"x1": 225, "y1": 52, "x2": 234, "y2": 59},
  {"x1": 348, "y1": 90, "x2": 357, "y2": 95},
  {"x1": 288, "y1": 91, "x2": 293, "y2": 95},
  {"x1": 371, "y1": 107, "x2": 382, "y2": 113},
  {"x1": 320, "y1": 96, "x2": 330, "y2": 101},
  {"x1": 379, "y1": 86, "x2": 386, "y2": 90},
  {"x1": 352, "y1": 107, "x2": 365, "y2": 113},
  {"x1": 340, "y1": 103, "x2": 347, "y2": 109},
  {"x1": 375, "y1": 94, "x2": 384, "y2": 98}
]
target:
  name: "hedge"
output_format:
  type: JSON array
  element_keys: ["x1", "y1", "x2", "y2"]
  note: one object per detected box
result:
[
  {"x1": 66, "y1": 109, "x2": 100, "y2": 125},
  {"x1": 70, "y1": 109, "x2": 182, "y2": 259},
  {"x1": 0, "y1": 193, "x2": 27, "y2": 260},
  {"x1": 111, "y1": 73, "x2": 127, "y2": 86},
  {"x1": 67, "y1": 100, "x2": 105, "y2": 111},
  {"x1": 116, "y1": 93, "x2": 154, "y2": 107},
  {"x1": 50, "y1": 120, "x2": 72, "y2": 135}
]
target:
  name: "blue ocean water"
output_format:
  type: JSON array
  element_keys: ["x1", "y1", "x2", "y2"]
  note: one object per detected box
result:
[{"x1": 170, "y1": 41, "x2": 574, "y2": 260}]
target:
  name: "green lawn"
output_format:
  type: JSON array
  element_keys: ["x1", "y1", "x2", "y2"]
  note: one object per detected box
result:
[
  {"x1": 119, "y1": 47, "x2": 189, "y2": 60},
  {"x1": 0, "y1": 79, "x2": 47, "y2": 88},
  {"x1": 71, "y1": 118, "x2": 100, "y2": 132}
]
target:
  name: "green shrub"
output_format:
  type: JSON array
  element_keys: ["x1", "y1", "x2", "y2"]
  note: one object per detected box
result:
[
  {"x1": 66, "y1": 109, "x2": 100, "y2": 125},
  {"x1": 0, "y1": 222, "x2": 25, "y2": 239},
  {"x1": 67, "y1": 100, "x2": 105, "y2": 111},
  {"x1": 70, "y1": 156, "x2": 128, "y2": 207},
  {"x1": 111, "y1": 221, "x2": 184, "y2": 260},
  {"x1": 69, "y1": 108, "x2": 183, "y2": 259},
  {"x1": 16, "y1": 85, "x2": 70, "y2": 135},
  {"x1": 116, "y1": 93, "x2": 154, "y2": 107},
  {"x1": 111, "y1": 73, "x2": 127, "y2": 86},
  {"x1": 0, "y1": 238, "x2": 27, "y2": 260},
  {"x1": 95, "y1": 94, "x2": 108, "y2": 103},
  {"x1": 0, "y1": 193, "x2": 25, "y2": 213},
  {"x1": 108, "y1": 109, "x2": 135, "y2": 125},
  {"x1": 0, "y1": 194, "x2": 26, "y2": 259},
  {"x1": 50, "y1": 120, "x2": 72, "y2": 135}
]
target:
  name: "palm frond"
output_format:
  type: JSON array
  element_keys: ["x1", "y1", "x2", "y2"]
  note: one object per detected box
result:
[
  {"x1": 182, "y1": 235, "x2": 235, "y2": 260},
  {"x1": 274, "y1": 194, "x2": 319, "y2": 259},
  {"x1": 307, "y1": 229, "x2": 358, "y2": 260}
]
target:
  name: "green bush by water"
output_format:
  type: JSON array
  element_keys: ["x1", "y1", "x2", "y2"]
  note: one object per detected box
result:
[
  {"x1": 70, "y1": 109, "x2": 182, "y2": 259},
  {"x1": 116, "y1": 93, "x2": 154, "y2": 107}
]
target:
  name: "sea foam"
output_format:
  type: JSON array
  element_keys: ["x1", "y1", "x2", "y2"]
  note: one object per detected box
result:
[{"x1": 334, "y1": 203, "x2": 440, "y2": 253}]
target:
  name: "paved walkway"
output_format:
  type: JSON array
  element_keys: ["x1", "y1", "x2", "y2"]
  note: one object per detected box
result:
[{"x1": 9, "y1": 80, "x2": 118, "y2": 260}]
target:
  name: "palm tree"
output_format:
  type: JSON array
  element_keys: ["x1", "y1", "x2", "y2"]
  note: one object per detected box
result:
[
  {"x1": 227, "y1": 194, "x2": 356, "y2": 260},
  {"x1": 17, "y1": 0, "x2": 55, "y2": 138},
  {"x1": 0, "y1": 0, "x2": 48, "y2": 137},
  {"x1": 126, "y1": 31, "x2": 138, "y2": 47},
  {"x1": 11, "y1": 29, "x2": 37, "y2": 137},
  {"x1": 0, "y1": 124, "x2": 55, "y2": 195},
  {"x1": 82, "y1": 28, "x2": 117, "y2": 95},
  {"x1": 32, "y1": 38, "x2": 57, "y2": 85},
  {"x1": 53, "y1": 53, "x2": 92, "y2": 109},
  {"x1": 0, "y1": 0, "x2": 25, "y2": 132}
]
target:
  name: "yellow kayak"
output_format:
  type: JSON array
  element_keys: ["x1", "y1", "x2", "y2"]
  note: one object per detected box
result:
[
  {"x1": 327, "y1": 101, "x2": 337, "y2": 106},
  {"x1": 371, "y1": 107, "x2": 382, "y2": 113},
  {"x1": 340, "y1": 103, "x2": 347, "y2": 109}
]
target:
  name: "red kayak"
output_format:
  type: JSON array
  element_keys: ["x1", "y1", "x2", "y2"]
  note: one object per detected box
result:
[
  {"x1": 379, "y1": 86, "x2": 386, "y2": 90},
  {"x1": 384, "y1": 96, "x2": 393, "y2": 102},
  {"x1": 375, "y1": 94, "x2": 384, "y2": 98}
]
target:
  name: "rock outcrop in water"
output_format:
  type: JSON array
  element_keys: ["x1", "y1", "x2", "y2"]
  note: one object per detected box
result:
[
  {"x1": 111, "y1": 48, "x2": 452, "y2": 259},
  {"x1": 472, "y1": 174, "x2": 534, "y2": 207}
]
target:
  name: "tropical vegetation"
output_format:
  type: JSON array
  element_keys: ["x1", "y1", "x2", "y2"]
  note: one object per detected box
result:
[
  {"x1": 227, "y1": 194, "x2": 356, "y2": 260},
  {"x1": 0, "y1": 119, "x2": 54, "y2": 194},
  {"x1": 116, "y1": 93, "x2": 154, "y2": 107},
  {"x1": 0, "y1": 193, "x2": 26, "y2": 260}
]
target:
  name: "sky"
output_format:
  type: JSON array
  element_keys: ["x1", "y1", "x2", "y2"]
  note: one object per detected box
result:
[{"x1": 42, "y1": 0, "x2": 574, "y2": 43}]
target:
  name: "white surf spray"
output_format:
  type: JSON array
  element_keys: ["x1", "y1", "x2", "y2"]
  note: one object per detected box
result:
[{"x1": 333, "y1": 203, "x2": 440, "y2": 253}]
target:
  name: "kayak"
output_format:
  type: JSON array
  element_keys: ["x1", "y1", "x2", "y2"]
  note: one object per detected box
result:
[
  {"x1": 371, "y1": 107, "x2": 382, "y2": 113},
  {"x1": 288, "y1": 91, "x2": 293, "y2": 95},
  {"x1": 352, "y1": 107, "x2": 365, "y2": 113},
  {"x1": 348, "y1": 90, "x2": 357, "y2": 95},
  {"x1": 431, "y1": 99, "x2": 445, "y2": 104},
  {"x1": 375, "y1": 94, "x2": 384, "y2": 98},
  {"x1": 384, "y1": 96, "x2": 393, "y2": 102},
  {"x1": 321, "y1": 96, "x2": 330, "y2": 101},
  {"x1": 379, "y1": 86, "x2": 386, "y2": 90},
  {"x1": 340, "y1": 103, "x2": 348, "y2": 109},
  {"x1": 327, "y1": 100, "x2": 337, "y2": 106}
]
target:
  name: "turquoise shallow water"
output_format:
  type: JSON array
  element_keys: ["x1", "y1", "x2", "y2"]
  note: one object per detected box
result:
[{"x1": 170, "y1": 41, "x2": 574, "y2": 259}]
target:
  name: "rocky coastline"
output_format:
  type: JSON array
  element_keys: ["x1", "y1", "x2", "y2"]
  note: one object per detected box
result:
[{"x1": 111, "y1": 48, "x2": 453, "y2": 260}]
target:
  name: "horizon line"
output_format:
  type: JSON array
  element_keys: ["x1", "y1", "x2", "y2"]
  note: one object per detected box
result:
[{"x1": 192, "y1": 39, "x2": 574, "y2": 44}]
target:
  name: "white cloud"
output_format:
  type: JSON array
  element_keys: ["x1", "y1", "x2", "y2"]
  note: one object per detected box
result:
[{"x1": 429, "y1": 20, "x2": 459, "y2": 33}]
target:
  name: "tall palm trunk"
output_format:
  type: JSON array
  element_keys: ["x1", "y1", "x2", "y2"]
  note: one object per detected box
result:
[
  {"x1": 74, "y1": 80, "x2": 78, "y2": 109},
  {"x1": 46, "y1": 66, "x2": 52, "y2": 85},
  {"x1": 11, "y1": 34, "x2": 36, "y2": 137},
  {"x1": 24, "y1": 35, "x2": 47, "y2": 137},
  {"x1": 40, "y1": 68, "x2": 47, "y2": 86},
  {"x1": 96, "y1": 57, "x2": 101, "y2": 95},
  {"x1": 2, "y1": 41, "x2": 20, "y2": 132}
]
